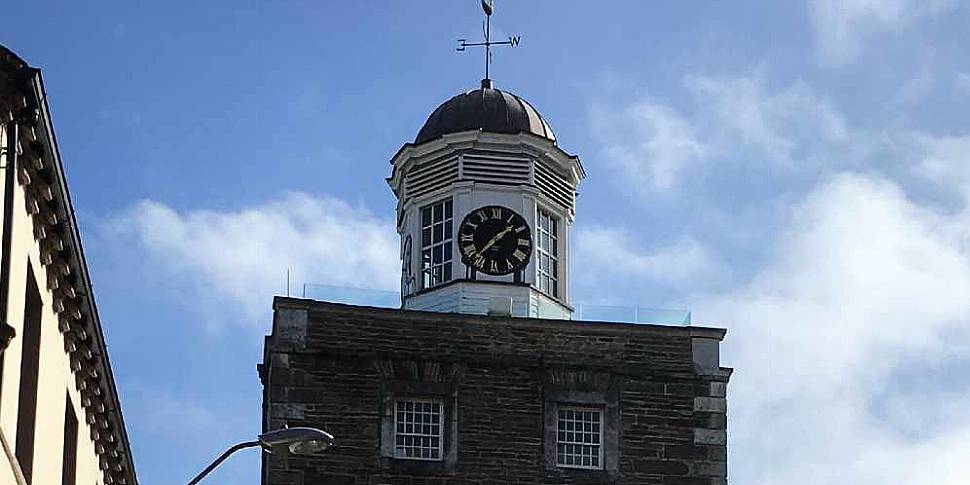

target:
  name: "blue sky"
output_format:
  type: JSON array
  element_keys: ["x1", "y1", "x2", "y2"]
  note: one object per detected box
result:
[{"x1": 6, "y1": 0, "x2": 970, "y2": 483}]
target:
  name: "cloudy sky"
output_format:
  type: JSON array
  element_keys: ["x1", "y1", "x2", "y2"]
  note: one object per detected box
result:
[{"x1": 6, "y1": 0, "x2": 970, "y2": 483}]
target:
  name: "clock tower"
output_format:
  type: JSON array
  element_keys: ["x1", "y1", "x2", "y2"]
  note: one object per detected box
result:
[{"x1": 388, "y1": 78, "x2": 585, "y2": 318}]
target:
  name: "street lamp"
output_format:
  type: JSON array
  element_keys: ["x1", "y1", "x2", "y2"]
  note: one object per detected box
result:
[{"x1": 187, "y1": 427, "x2": 334, "y2": 485}]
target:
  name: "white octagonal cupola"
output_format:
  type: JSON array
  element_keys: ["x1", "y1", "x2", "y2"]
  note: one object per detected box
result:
[{"x1": 388, "y1": 80, "x2": 586, "y2": 319}]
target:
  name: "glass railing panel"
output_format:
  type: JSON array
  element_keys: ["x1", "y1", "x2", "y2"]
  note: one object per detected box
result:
[
  {"x1": 294, "y1": 283, "x2": 691, "y2": 326},
  {"x1": 301, "y1": 283, "x2": 401, "y2": 309}
]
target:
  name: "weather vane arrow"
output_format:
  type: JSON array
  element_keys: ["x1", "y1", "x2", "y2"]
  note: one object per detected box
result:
[{"x1": 457, "y1": 0, "x2": 522, "y2": 86}]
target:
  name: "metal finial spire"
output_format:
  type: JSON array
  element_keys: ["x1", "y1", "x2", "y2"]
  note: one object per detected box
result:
[{"x1": 456, "y1": 0, "x2": 521, "y2": 87}]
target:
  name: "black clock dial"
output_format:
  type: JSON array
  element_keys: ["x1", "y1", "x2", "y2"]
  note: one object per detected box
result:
[{"x1": 458, "y1": 205, "x2": 533, "y2": 276}]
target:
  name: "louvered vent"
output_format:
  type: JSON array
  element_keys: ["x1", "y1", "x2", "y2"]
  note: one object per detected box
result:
[
  {"x1": 405, "y1": 154, "x2": 459, "y2": 200},
  {"x1": 534, "y1": 159, "x2": 575, "y2": 211},
  {"x1": 461, "y1": 152, "x2": 531, "y2": 186}
]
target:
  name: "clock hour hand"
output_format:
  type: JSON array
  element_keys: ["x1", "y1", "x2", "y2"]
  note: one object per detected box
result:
[{"x1": 478, "y1": 226, "x2": 513, "y2": 253}]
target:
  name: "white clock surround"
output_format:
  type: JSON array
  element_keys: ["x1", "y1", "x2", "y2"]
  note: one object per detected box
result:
[{"x1": 389, "y1": 129, "x2": 585, "y2": 319}]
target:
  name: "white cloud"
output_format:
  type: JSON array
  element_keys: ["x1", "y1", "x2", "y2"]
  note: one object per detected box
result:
[
  {"x1": 808, "y1": 0, "x2": 955, "y2": 64},
  {"x1": 109, "y1": 192, "x2": 398, "y2": 328},
  {"x1": 592, "y1": 101, "x2": 706, "y2": 192},
  {"x1": 912, "y1": 133, "x2": 970, "y2": 198},
  {"x1": 697, "y1": 173, "x2": 970, "y2": 484},
  {"x1": 592, "y1": 72, "x2": 850, "y2": 196},
  {"x1": 686, "y1": 73, "x2": 849, "y2": 164},
  {"x1": 574, "y1": 227, "x2": 726, "y2": 290},
  {"x1": 588, "y1": 60, "x2": 970, "y2": 482}
]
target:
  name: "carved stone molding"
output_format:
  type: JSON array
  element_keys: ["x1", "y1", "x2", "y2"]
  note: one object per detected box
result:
[
  {"x1": 541, "y1": 367, "x2": 614, "y2": 392},
  {"x1": 372, "y1": 358, "x2": 465, "y2": 383}
]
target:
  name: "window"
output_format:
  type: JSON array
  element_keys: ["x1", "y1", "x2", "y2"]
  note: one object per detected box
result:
[
  {"x1": 16, "y1": 263, "x2": 42, "y2": 484},
  {"x1": 421, "y1": 199, "x2": 453, "y2": 289},
  {"x1": 536, "y1": 208, "x2": 559, "y2": 297},
  {"x1": 394, "y1": 399, "x2": 443, "y2": 460},
  {"x1": 62, "y1": 394, "x2": 78, "y2": 485},
  {"x1": 556, "y1": 407, "x2": 603, "y2": 470},
  {"x1": 544, "y1": 387, "x2": 617, "y2": 474}
]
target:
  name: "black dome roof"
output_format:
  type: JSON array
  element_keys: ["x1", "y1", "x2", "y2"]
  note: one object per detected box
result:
[{"x1": 415, "y1": 81, "x2": 556, "y2": 145}]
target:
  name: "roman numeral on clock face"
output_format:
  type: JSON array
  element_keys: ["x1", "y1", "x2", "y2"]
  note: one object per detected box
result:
[{"x1": 460, "y1": 233, "x2": 474, "y2": 242}]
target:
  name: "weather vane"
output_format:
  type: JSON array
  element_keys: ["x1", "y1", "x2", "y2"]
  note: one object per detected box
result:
[{"x1": 457, "y1": 0, "x2": 521, "y2": 86}]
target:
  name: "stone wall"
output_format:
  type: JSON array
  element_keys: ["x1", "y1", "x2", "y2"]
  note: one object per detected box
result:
[{"x1": 261, "y1": 298, "x2": 731, "y2": 485}]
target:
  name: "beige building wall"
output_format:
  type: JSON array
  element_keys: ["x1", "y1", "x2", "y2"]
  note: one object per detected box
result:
[
  {"x1": 0, "y1": 122, "x2": 102, "y2": 483},
  {"x1": 0, "y1": 44, "x2": 138, "y2": 485}
]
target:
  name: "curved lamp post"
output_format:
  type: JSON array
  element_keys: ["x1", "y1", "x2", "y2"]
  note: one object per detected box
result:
[{"x1": 187, "y1": 427, "x2": 334, "y2": 485}]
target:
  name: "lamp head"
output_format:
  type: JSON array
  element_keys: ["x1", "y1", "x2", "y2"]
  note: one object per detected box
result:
[{"x1": 258, "y1": 427, "x2": 334, "y2": 455}]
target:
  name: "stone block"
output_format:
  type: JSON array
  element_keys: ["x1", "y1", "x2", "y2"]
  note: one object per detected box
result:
[
  {"x1": 709, "y1": 382, "x2": 726, "y2": 397},
  {"x1": 708, "y1": 446, "x2": 727, "y2": 462},
  {"x1": 276, "y1": 307, "x2": 308, "y2": 349},
  {"x1": 270, "y1": 403, "x2": 306, "y2": 420},
  {"x1": 694, "y1": 428, "x2": 727, "y2": 445},
  {"x1": 687, "y1": 461, "x2": 727, "y2": 477},
  {"x1": 692, "y1": 337, "x2": 720, "y2": 375},
  {"x1": 632, "y1": 459, "x2": 689, "y2": 475},
  {"x1": 664, "y1": 444, "x2": 709, "y2": 460},
  {"x1": 694, "y1": 397, "x2": 727, "y2": 413}
]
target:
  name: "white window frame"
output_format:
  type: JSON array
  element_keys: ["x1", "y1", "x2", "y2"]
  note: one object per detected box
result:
[
  {"x1": 535, "y1": 208, "x2": 559, "y2": 298},
  {"x1": 420, "y1": 198, "x2": 453, "y2": 290},
  {"x1": 393, "y1": 398, "x2": 445, "y2": 461},
  {"x1": 556, "y1": 406, "x2": 604, "y2": 470}
]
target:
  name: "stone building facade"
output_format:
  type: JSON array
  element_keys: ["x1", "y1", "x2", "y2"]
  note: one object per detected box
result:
[
  {"x1": 261, "y1": 299, "x2": 730, "y2": 484},
  {"x1": 0, "y1": 45, "x2": 138, "y2": 485}
]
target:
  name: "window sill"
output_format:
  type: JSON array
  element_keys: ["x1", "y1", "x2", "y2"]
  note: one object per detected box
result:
[{"x1": 382, "y1": 457, "x2": 454, "y2": 474}]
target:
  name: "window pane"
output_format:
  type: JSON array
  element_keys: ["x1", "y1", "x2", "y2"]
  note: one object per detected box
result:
[
  {"x1": 422, "y1": 207, "x2": 432, "y2": 227},
  {"x1": 433, "y1": 203, "x2": 442, "y2": 222},
  {"x1": 422, "y1": 228, "x2": 431, "y2": 247},
  {"x1": 445, "y1": 199, "x2": 452, "y2": 218}
]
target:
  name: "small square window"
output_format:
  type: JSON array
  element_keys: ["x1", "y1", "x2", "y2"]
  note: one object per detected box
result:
[
  {"x1": 394, "y1": 399, "x2": 444, "y2": 460},
  {"x1": 556, "y1": 407, "x2": 603, "y2": 469}
]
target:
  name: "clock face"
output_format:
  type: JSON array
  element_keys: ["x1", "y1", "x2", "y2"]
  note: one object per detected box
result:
[{"x1": 458, "y1": 205, "x2": 533, "y2": 275}]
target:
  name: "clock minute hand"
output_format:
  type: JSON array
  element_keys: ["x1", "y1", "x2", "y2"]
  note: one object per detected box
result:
[{"x1": 479, "y1": 226, "x2": 513, "y2": 253}]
